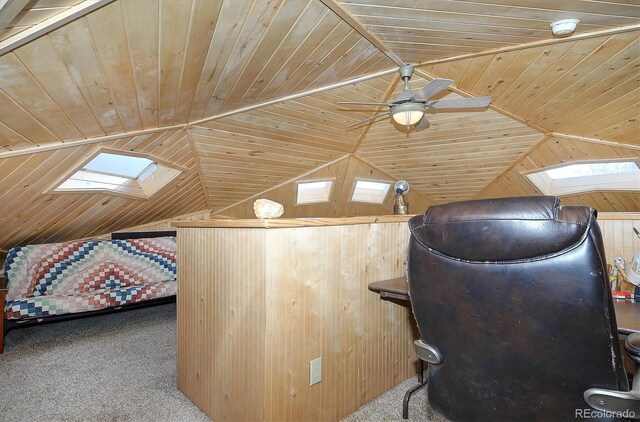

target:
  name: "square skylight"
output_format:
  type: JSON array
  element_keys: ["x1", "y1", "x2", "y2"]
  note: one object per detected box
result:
[
  {"x1": 296, "y1": 180, "x2": 333, "y2": 205},
  {"x1": 59, "y1": 170, "x2": 131, "y2": 190},
  {"x1": 351, "y1": 180, "x2": 391, "y2": 204},
  {"x1": 57, "y1": 152, "x2": 155, "y2": 193},
  {"x1": 526, "y1": 160, "x2": 640, "y2": 196},
  {"x1": 83, "y1": 152, "x2": 154, "y2": 178},
  {"x1": 53, "y1": 150, "x2": 182, "y2": 199}
]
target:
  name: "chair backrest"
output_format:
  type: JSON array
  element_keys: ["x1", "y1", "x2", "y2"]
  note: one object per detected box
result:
[{"x1": 408, "y1": 196, "x2": 628, "y2": 421}]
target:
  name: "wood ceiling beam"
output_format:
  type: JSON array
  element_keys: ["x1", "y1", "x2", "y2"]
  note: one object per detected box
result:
[
  {"x1": 185, "y1": 127, "x2": 213, "y2": 209},
  {"x1": 0, "y1": 0, "x2": 29, "y2": 35},
  {"x1": 0, "y1": 0, "x2": 115, "y2": 56},
  {"x1": 0, "y1": 66, "x2": 399, "y2": 159},
  {"x1": 415, "y1": 24, "x2": 640, "y2": 68},
  {"x1": 318, "y1": 0, "x2": 405, "y2": 67},
  {"x1": 412, "y1": 72, "x2": 639, "y2": 153},
  {"x1": 551, "y1": 132, "x2": 640, "y2": 151},
  {"x1": 0, "y1": 124, "x2": 185, "y2": 159},
  {"x1": 189, "y1": 67, "x2": 398, "y2": 126}
]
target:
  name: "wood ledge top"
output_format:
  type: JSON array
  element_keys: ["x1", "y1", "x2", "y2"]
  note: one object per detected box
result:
[
  {"x1": 171, "y1": 212, "x2": 638, "y2": 229},
  {"x1": 172, "y1": 215, "x2": 415, "y2": 229}
]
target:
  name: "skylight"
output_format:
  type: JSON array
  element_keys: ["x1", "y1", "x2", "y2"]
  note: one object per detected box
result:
[
  {"x1": 52, "y1": 150, "x2": 182, "y2": 199},
  {"x1": 351, "y1": 180, "x2": 391, "y2": 204},
  {"x1": 526, "y1": 160, "x2": 640, "y2": 196},
  {"x1": 296, "y1": 180, "x2": 333, "y2": 205},
  {"x1": 545, "y1": 162, "x2": 638, "y2": 179},
  {"x1": 57, "y1": 152, "x2": 155, "y2": 192},
  {"x1": 83, "y1": 152, "x2": 154, "y2": 178}
]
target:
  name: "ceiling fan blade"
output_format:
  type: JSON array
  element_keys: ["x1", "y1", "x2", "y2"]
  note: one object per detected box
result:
[
  {"x1": 427, "y1": 96, "x2": 491, "y2": 109},
  {"x1": 337, "y1": 101, "x2": 394, "y2": 106},
  {"x1": 413, "y1": 78, "x2": 454, "y2": 100},
  {"x1": 414, "y1": 116, "x2": 430, "y2": 131},
  {"x1": 346, "y1": 111, "x2": 392, "y2": 129}
]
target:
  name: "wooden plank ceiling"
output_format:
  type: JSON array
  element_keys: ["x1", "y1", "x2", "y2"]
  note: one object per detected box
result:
[
  {"x1": 356, "y1": 77, "x2": 544, "y2": 203},
  {"x1": 0, "y1": 130, "x2": 208, "y2": 249},
  {"x1": 213, "y1": 155, "x2": 437, "y2": 218},
  {"x1": 338, "y1": 0, "x2": 640, "y2": 63},
  {"x1": 420, "y1": 30, "x2": 640, "y2": 146},
  {"x1": 0, "y1": 0, "x2": 85, "y2": 42},
  {"x1": 190, "y1": 76, "x2": 394, "y2": 209},
  {"x1": 478, "y1": 135, "x2": 640, "y2": 211},
  {"x1": 0, "y1": 0, "x2": 390, "y2": 151},
  {"x1": 0, "y1": 0, "x2": 638, "y2": 249}
]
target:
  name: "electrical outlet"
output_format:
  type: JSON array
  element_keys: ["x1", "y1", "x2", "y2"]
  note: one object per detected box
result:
[{"x1": 309, "y1": 357, "x2": 322, "y2": 386}]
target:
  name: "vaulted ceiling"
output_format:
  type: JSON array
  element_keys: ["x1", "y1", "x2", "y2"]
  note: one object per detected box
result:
[{"x1": 0, "y1": 0, "x2": 638, "y2": 250}]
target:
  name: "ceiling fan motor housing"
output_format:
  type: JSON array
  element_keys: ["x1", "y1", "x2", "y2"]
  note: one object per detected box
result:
[{"x1": 398, "y1": 64, "x2": 414, "y2": 80}]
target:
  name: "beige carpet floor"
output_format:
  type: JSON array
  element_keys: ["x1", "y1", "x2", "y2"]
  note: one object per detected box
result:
[{"x1": 0, "y1": 303, "x2": 445, "y2": 421}]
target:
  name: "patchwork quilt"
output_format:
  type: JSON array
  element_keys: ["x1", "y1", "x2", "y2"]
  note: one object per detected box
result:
[{"x1": 3, "y1": 237, "x2": 176, "y2": 319}]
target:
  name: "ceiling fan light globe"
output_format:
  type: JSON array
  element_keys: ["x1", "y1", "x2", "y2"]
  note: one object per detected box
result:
[
  {"x1": 392, "y1": 109, "x2": 423, "y2": 126},
  {"x1": 391, "y1": 102, "x2": 425, "y2": 126}
]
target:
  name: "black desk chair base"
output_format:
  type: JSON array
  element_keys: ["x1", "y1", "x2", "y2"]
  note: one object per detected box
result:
[{"x1": 403, "y1": 359, "x2": 428, "y2": 419}]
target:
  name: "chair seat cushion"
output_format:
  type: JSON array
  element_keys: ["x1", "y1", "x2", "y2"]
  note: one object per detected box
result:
[{"x1": 4, "y1": 280, "x2": 176, "y2": 319}]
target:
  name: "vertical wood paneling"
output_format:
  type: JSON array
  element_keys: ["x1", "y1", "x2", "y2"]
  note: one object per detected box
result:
[
  {"x1": 597, "y1": 214, "x2": 640, "y2": 265},
  {"x1": 178, "y1": 227, "x2": 266, "y2": 422},
  {"x1": 176, "y1": 219, "x2": 416, "y2": 421}
]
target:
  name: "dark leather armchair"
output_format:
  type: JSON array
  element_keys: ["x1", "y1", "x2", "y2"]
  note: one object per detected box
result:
[{"x1": 407, "y1": 196, "x2": 639, "y2": 421}]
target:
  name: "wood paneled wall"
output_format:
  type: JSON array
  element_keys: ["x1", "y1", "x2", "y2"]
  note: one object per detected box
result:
[
  {"x1": 176, "y1": 220, "x2": 417, "y2": 421},
  {"x1": 477, "y1": 135, "x2": 640, "y2": 212},
  {"x1": 598, "y1": 213, "x2": 640, "y2": 265},
  {"x1": 215, "y1": 155, "x2": 437, "y2": 218},
  {"x1": 177, "y1": 227, "x2": 268, "y2": 421}
]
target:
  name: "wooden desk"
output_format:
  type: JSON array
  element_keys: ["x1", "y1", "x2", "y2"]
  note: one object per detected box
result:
[
  {"x1": 369, "y1": 278, "x2": 640, "y2": 334},
  {"x1": 613, "y1": 300, "x2": 640, "y2": 335}
]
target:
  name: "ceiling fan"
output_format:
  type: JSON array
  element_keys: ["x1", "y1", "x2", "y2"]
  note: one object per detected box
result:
[{"x1": 339, "y1": 65, "x2": 491, "y2": 132}]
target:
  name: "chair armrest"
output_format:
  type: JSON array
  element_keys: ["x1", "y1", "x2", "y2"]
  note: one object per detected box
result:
[
  {"x1": 0, "y1": 275, "x2": 6, "y2": 292},
  {"x1": 414, "y1": 339, "x2": 443, "y2": 365},
  {"x1": 584, "y1": 334, "x2": 640, "y2": 417}
]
